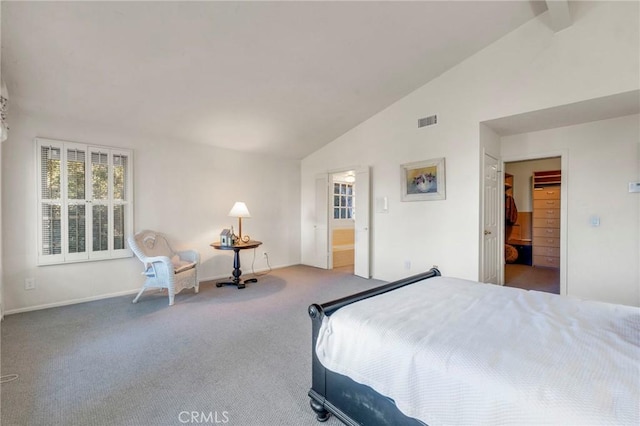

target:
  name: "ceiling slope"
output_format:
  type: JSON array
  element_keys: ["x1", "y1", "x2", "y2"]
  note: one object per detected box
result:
[{"x1": 2, "y1": 1, "x2": 545, "y2": 159}]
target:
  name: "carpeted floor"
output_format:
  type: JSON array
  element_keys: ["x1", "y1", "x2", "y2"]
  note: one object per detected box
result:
[
  {"x1": 504, "y1": 264, "x2": 560, "y2": 294},
  {"x1": 1, "y1": 265, "x2": 384, "y2": 426}
]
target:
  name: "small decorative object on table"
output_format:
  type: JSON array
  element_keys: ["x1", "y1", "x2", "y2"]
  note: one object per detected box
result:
[{"x1": 220, "y1": 229, "x2": 233, "y2": 247}]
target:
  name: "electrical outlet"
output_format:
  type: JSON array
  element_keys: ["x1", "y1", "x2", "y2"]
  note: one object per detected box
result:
[
  {"x1": 25, "y1": 278, "x2": 36, "y2": 290},
  {"x1": 404, "y1": 260, "x2": 411, "y2": 270}
]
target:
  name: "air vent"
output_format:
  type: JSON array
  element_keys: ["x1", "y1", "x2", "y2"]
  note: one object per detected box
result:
[{"x1": 418, "y1": 115, "x2": 438, "y2": 128}]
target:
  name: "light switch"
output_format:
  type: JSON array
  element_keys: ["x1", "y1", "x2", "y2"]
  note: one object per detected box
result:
[
  {"x1": 376, "y1": 196, "x2": 389, "y2": 213},
  {"x1": 590, "y1": 215, "x2": 600, "y2": 227}
]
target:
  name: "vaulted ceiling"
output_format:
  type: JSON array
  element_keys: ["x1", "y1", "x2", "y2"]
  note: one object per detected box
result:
[{"x1": 2, "y1": 1, "x2": 549, "y2": 159}]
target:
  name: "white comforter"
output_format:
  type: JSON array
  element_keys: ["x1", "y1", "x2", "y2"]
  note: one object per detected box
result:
[{"x1": 315, "y1": 276, "x2": 639, "y2": 425}]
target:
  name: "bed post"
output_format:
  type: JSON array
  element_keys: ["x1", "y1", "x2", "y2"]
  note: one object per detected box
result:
[{"x1": 308, "y1": 303, "x2": 330, "y2": 422}]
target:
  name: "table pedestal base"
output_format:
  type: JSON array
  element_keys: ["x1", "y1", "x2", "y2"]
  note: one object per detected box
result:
[
  {"x1": 215, "y1": 245, "x2": 258, "y2": 289},
  {"x1": 216, "y1": 277, "x2": 257, "y2": 289}
]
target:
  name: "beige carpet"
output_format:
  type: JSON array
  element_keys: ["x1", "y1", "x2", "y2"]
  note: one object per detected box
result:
[{"x1": 1, "y1": 265, "x2": 384, "y2": 426}]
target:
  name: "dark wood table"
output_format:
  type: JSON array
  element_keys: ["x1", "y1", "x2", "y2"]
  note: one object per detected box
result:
[{"x1": 210, "y1": 240, "x2": 262, "y2": 289}]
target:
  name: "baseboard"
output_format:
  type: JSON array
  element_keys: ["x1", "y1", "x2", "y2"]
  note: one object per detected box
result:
[
  {"x1": 4, "y1": 288, "x2": 141, "y2": 316},
  {"x1": 4, "y1": 263, "x2": 297, "y2": 316}
]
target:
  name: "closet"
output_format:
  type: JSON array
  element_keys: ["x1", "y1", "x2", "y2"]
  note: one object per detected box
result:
[{"x1": 532, "y1": 170, "x2": 561, "y2": 268}]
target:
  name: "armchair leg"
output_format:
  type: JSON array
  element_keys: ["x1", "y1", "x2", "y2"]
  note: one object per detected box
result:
[
  {"x1": 132, "y1": 287, "x2": 146, "y2": 304},
  {"x1": 168, "y1": 289, "x2": 175, "y2": 306}
]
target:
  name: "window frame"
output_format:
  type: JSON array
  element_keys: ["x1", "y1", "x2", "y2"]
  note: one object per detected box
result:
[
  {"x1": 36, "y1": 138, "x2": 133, "y2": 266},
  {"x1": 333, "y1": 182, "x2": 355, "y2": 220}
]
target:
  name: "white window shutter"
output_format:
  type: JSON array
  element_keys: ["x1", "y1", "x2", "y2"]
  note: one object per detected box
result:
[{"x1": 36, "y1": 138, "x2": 133, "y2": 265}]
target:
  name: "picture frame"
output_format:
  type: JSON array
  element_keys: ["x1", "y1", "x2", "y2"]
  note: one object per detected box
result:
[{"x1": 400, "y1": 157, "x2": 446, "y2": 201}]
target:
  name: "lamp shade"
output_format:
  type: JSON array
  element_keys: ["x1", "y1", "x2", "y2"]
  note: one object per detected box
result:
[{"x1": 228, "y1": 202, "x2": 251, "y2": 218}]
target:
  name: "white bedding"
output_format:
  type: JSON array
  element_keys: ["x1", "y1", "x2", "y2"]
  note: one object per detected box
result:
[{"x1": 315, "y1": 276, "x2": 640, "y2": 425}]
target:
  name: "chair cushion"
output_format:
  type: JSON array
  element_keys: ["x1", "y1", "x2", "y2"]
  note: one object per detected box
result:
[
  {"x1": 143, "y1": 266, "x2": 156, "y2": 277},
  {"x1": 172, "y1": 255, "x2": 196, "y2": 273}
]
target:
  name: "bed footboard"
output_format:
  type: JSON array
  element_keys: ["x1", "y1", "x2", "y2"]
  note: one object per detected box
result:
[{"x1": 307, "y1": 268, "x2": 440, "y2": 424}]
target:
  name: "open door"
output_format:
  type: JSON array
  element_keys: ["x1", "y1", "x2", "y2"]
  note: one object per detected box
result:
[
  {"x1": 482, "y1": 153, "x2": 500, "y2": 284},
  {"x1": 354, "y1": 167, "x2": 370, "y2": 278},
  {"x1": 311, "y1": 174, "x2": 329, "y2": 269},
  {"x1": 314, "y1": 168, "x2": 371, "y2": 276}
]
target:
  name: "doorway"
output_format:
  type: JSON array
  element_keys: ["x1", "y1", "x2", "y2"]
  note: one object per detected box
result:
[
  {"x1": 311, "y1": 167, "x2": 370, "y2": 278},
  {"x1": 330, "y1": 170, "x2": 356, "y2": 273},
  {"x1": 503, "y1": 157, "x2": 561, "y2": 294}
]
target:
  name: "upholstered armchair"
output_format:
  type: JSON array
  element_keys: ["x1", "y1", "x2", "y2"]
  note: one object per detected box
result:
[{"x1": 128, "y1": 230, "x2": 200, "y2": 306}]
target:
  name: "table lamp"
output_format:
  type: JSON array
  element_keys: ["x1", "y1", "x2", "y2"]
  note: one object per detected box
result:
[{"x1": 228, "y1": 201, "x2": 251, "y2": 242}]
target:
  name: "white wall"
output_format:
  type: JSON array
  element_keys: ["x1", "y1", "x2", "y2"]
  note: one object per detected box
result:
[
  {"x1": 1, "y1": 111, "x2": 301, "y2": 313},
  {"x1": 301, "y1": 2, "x2": 640, "y2": 292},
  {"x1": 502, "y1": 115, "x2": 639, "y2": 306},
  {"x1": 0, "y1": 3, "x2": 4, "y2": 319}
]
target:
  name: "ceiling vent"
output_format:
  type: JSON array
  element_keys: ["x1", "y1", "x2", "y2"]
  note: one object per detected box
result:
[{"x1": 418, "y1": 114, "x2": 437, "y2": 128}]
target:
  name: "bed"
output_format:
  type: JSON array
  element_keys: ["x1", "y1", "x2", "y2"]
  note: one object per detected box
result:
[{"x1": 307, "y1": 268, "x2": 639, "y2": 425}]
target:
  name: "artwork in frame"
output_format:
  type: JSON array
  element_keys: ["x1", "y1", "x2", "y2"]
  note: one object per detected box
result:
[{"x1": 401, "y1": 157, "x2": 446, "y2": 201}]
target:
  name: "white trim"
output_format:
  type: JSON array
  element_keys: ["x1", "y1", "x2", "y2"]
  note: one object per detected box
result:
[
  {"x1": 3, "y1": 288, "x2": 141, "y2": 315},
  {"x1": 36, "y1": 251, "x2": 133, "y2": 266},
  {"x1": 4, "y1": 263, "x2": 297, "y2": 315}
]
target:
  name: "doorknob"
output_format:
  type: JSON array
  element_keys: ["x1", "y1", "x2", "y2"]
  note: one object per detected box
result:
[{"x1": 484, "y1": 230, "x2": 492, "y2": 235}]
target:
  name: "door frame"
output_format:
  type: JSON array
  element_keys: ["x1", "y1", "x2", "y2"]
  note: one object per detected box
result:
[
  {"x1": 320, "y1": 165, "x2": 371, "y2": 278},
  {"x1": 501, "y1": 150, "x2": 568, "y2": 296}
]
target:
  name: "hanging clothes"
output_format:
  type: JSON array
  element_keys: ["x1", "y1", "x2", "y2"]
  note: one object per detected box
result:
[{"x1": 505, "y1": 194, "x2": 518, "y2": 225}]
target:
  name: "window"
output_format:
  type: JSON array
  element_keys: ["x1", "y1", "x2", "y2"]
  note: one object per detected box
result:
[
  {"x1": 36, "y1": 138, "x2": 133, "y2": 265},
  {"x1": 333, "y1": 182, "x2": 354, "y2": 219}
]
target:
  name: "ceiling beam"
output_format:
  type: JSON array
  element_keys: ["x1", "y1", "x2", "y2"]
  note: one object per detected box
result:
[{"x1": 545, "y1": 0, "x2": 572, "y2": 32}]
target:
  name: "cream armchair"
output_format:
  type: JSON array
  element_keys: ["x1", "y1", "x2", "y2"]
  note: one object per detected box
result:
[{"x1": 128, "y1": 230, "x2": 200, "y2": 306}]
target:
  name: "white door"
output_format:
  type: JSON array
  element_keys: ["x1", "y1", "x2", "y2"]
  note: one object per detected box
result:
[
  {"x1": 482, "y1": 153, "x2": 500, "y2": 284},
  {"x1": 354, "y1": 167, "x2": 370, "y2": 278},
  {"x1": 311, "y1": 174, "x2": 329, "y2": 269}
]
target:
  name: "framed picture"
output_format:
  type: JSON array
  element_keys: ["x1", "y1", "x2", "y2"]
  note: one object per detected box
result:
[{"x1": 400, "y1": 157, "x2": 446, "y2": 201}]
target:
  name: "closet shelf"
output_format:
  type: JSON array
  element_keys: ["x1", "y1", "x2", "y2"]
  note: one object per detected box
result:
[{"x1": 533, "y1": 170, "x2": 561, "y2": 188}]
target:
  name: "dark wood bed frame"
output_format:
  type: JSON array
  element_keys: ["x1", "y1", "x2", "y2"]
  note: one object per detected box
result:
[{"x1": 307, "y1": 268, "x2": 441, "y2": 425}]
